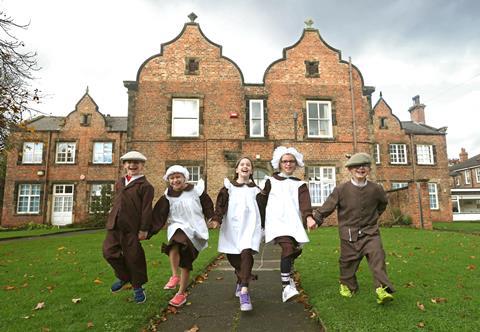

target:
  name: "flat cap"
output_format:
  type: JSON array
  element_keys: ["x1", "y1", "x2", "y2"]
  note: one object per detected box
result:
[
  {"x1": 345, "y1": 152, "x2": 371, "y2": 167},
  {"x1": 120, "y1": 151, "x2": 147, "y2": 162}
]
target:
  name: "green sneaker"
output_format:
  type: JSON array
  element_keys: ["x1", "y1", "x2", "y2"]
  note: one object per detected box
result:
[
  {"x1": 339, "y1": 284, "x2": 353, "y2": 298},
  {"x1": 376, "y1": 286, "x2": 393, "y2": 304}
]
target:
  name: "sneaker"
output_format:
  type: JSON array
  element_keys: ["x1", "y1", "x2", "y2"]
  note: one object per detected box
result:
[
  {"x1": 235, "y1": 283, "x2": 241, "y2": 297},
  {"x1": 110, "y1": 279, "x2": 128, "y2": 293},
  {"x1": 339, "y1": 284, "x2": 353, "y2": 298},
  {"x1": 164, "y1": 275, "x2": 180, "y2": 290},
  {"x1": 239, "y1": 292, "x2": 253, "y2": 311},
  {"x1": 376, "y1": 286, "x2": 394, "y2": 304},
  {"x1": 169, "y1": 292, "x2": 187, "y2": 307},
  {"x1": 133, "y1": 287, "x2": 146, "y2": 304},
  {"x1": 282, "y1": 284, "x2": 299, "y2": 303}
]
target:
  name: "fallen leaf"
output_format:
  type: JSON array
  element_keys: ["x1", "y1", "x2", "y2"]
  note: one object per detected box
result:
[
  {"x1": 72, "y1": 298, "x2": 81, "y2": 304},
  {"x1": 466, "y1": 264, "x2": 476, "y2": 271},
  {"x1": 464, "y1": 296, "x2": 472, "y2": 300},
  {"x1": 87, "y1": 321, "x2": 94, "y2": 328},
  {"x1": 41, "y1": 328, "x2": 50, "y2": 332},
  {"x1": 4, "y1": 285, "x2": 16, "y2": 291},
  {"x1": 23, "y1": 316, "x2": 30, "y2": 319},
  {"x1": 21, "y1": 283, "x2": 29, "y2": 288},
  {"x1": 46, "y1": 285, "x2": 54, "y2": 291},
  {"x1": 185, "y1": 301, "x2": 192, "y2": 306},
  {"x1": 404, "y1": 281, "x2": 415, "y2": 288},
  {"x1": 93, "y1": 278, "x2": 103, "y2": 284},
  {"x1": 57, "y1": 246, "x2": 66, "y2": 251},
  {"x1": 416, "y1": 301, "x2": 425, "y2": 311},
  {"x1": 417, "y1": 322, "x2": 425, "y2": 328},
  {"x1": 469, "y1": 256, "x2": 476, "y2": 259},
  {"x1": 186, "y1": 324, "x2": 199, "y2": 332},
  {"x1": 215, "y1": 277, "x2": 224, "y2": 280},
  {"x1": 195, "y1": 275, "x2": 205, "y2": 283},
  {"x1": 431, "y1": 297, "x2": 447, "y2": 304},
  {"x1": 34, "y1": 302, "x2": 45, "y2": 310}
]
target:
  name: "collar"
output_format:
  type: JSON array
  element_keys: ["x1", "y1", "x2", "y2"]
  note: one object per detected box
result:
[
  {"x1": 231, "y1": 180, "x2": 257, "y2": 187},
  {"x1": 124, "y1": 174, "x2": 145, "y2": 186},
  {"x1": 350, "y1": 178, "x2": 368, "y2": 187},
  {"x1": 167, "y1": 183, "x2": 194, "y2": 197},
  {"x1": 273, "y1": 172, "x2": 301, "y2": 181}
]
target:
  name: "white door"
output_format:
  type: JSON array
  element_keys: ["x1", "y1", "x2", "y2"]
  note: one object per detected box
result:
[{"x1": 52, "y1": 184, "x2": 74, "y2": 225}]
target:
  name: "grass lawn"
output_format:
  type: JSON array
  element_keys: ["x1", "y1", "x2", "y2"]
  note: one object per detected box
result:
[
  {"x1": 433, "y1": 221, "x2": 480, "y2": 235},
  {"x1": 0, "y1": 229, "x2": 219, "y2": 331},
  {"x1": 0, "y1": 227, "x2": 94, "y2": 240},
  {"x1": 297, "y1": 227, "x2": 479, "y2": 331}
]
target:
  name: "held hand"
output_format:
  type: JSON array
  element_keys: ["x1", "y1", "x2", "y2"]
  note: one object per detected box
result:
[
  {"x1": 306, "y1": 216, "x2": 317, "y2": 231},
  {"x1": 138, "y1": 230, "x2": 148, "y2": 240},
  {"x1": 208, "y1": 220, "x2": 220, "y2": 229}
]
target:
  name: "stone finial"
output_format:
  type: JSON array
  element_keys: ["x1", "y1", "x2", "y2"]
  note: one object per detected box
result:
[
  {"x1": 188, "y1": 12, "x2": 198, "y2": 22},
  {"x1": 379, "y1": 91, "x2": 383, "y2": 98},
  {"x1": 304, "y1": 18, "x2": 314, "y2": 28},
  {"x1": 86, "y1": 86, "x2": 89, "y2": 94}
]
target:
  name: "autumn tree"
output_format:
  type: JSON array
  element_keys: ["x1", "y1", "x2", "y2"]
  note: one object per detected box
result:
[{"x1": 0, "y1": 10, "x2": 40, "y2": 150}]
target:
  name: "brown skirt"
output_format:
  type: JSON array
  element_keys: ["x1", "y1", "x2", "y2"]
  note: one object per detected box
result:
[
  {"x1": 162, "y1": 229, "x2": 199, "y2": 271},
  {"x1": 274, "y1": 236, "x2": 303, "y2": 259}
]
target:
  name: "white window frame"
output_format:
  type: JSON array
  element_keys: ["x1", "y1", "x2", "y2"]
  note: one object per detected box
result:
[
  {"x1": 475, "y1": 168, "x2": 480, "y2": 183},
  {"x1": 391, "y1": 182, "x2": 408, "y2": 190},
  {"x1": 22, "y1": 142, "x2": 43, "y2": 164},
  {"x1": 306, "y1": 100, "x2": 333, "y2": 138},
  {"x1": 89, "y1": 183, "x2": 113, "y2": 213},
  {"x1": 308, "y1": 166, "x2": 336, "y2": 206},
  {"x1": 464, "y1": 170, "x2": 471, "y2": 185},
  {"x1": 428, "y1": 183, "x2": 439, "y2": 210},
  {"x1": 56, "y1": 142, "x2": 76, "y2": 164},
  {"x1": 17, "y1": 184, "x2": 41, "y2": 214},
  {"x1": 92, "y1": 142, "x2": 113, "y2": 164},
  {"x1": 171, "y1": 98, "x2": 199, "y2": 137},
  {"x1": 185, "y1": 166, "x2": 201, "y2": 184},
  {"x1": 416, "y1": 144, "x2": 434, "y2": 165},
  {"x1": 374, "y1": 144, "x2": 381, "y2": 164},
  {"x1": 249, "y1": 100, "x2": 264, "y2": 137},
  {"x1": 389, "y1": 144, "x2": 407, "y2": 164}
]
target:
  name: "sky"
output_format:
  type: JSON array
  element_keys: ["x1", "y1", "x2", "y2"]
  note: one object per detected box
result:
[{"x1": 2, "y1": 0, "x2": 479, "y2": 159}]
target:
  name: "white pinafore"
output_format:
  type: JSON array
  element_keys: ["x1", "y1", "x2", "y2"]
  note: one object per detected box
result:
[
  {"x1": 218, "y1": 179, "x2": 262, "y2": 254},
  {"x1": 264, "y1": 176, "x2": 309, "y2": 245},
  {"x1": 165, "y1": 179, "x2": 209, "y2": 251}
]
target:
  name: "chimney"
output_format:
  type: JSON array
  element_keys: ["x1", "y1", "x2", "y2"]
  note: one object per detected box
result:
[
  {"x1": 408, "y1": 95, "x2": 426, "y2": 124},
  {"x1": 459, "y1": 148, "x2": 468, "y2": 162}
]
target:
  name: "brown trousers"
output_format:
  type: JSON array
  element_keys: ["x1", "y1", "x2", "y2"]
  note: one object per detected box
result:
[
  {"x1": 339, "y1": 234, "x2": 395, "y2": 293},
  {"x1": 102, "y1": 229, "x2": 148, "y2": 287},
  {"x1": 226, "y1": 249, "x2": 256, "y2": 286},
  {"x1": 161, "y1": 229, "x2": 198, "y2": 271}
]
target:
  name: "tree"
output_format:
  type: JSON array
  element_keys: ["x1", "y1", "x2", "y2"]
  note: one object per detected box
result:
[{"x1": 0, "y1": 11, "x2": 40, "y2": 150}]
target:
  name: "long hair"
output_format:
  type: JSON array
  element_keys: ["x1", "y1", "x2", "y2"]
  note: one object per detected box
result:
[{"x1": 232, "y1": 156, "x2": 256, "y2": 185}]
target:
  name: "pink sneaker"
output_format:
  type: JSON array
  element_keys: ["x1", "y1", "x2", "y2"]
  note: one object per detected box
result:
[
  {"x1": 164, "y1": 275, "x2": 180, "y2": 289},
  {"x1": 169, "y1": 292, "x2": 187, "y2": 307}
]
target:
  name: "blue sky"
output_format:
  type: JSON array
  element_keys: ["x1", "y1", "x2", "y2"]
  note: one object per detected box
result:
[{"x1": 2, "y1": 0, "x2": 479, "y2": 159}]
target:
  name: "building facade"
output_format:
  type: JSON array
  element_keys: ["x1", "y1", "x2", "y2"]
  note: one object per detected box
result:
[{"x1": 1, "y1": 15, "x2": 452, "y2": 227}]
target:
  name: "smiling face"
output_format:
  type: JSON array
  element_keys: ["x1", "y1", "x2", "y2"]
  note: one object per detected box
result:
[
  {"x1": 279, "y1": 153, "x2": 297, "y2": 176},
  {"x1": 348, "y1": 164, "x2": 371, "y2": 183},
  {"x1": 235, "y1": 158, "x2": 253, "y2": 182},
  {"x1": 168, "y1": 173, "x2": 187, "y2": 191},
  {"x1": 123, "y1": 160, "x2": 145, "y2": 177}
]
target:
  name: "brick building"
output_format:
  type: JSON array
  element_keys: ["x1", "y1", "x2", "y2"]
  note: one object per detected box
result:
[{"x1": 1, "y1": 15, "x2": 452, "y2": 227}]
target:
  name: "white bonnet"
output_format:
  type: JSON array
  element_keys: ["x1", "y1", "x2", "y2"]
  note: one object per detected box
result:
[
  {"x1": 271, "y1": 146, "x2": 304, "y2": 169},
  {"x1": 163, "y1": 165, "x2": 190, "y2": 181}
]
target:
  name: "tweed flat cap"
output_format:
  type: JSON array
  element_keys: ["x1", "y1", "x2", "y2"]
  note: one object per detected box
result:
[
  {"x1": 120, "y1": 151, "x2": 147, "y2": 162},
  {"x1": 345, "y1": 152, "x2": 372, "y2": 167}
]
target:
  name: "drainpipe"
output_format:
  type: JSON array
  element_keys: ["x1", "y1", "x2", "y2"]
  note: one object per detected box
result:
[
  {"x1": 293, "y1": 112, "x2": 298, "y2": 141},
  {"x1": 42, "y1": 131, "x2": 52, "y2": 225},
  {"x1": 410, "y1": 133, "x2": 424, "y2": 228},
  {"x1": 348, "y1": 57, "x2": 357, "y2": 152}
]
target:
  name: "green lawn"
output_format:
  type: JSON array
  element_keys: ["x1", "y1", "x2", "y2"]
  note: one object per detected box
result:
[
  {"x1": 0, "y1": 227, "x2": 93, "y2": 240},
  {"x1": 297, "y1": 227, "x2": 480, "y2": 331},
  {"x1": 0, "y1": 230, "x2": 219, "y2": 331},
  {"x1": 433, "y1": 221, "x2": 480, "y2": 235}
]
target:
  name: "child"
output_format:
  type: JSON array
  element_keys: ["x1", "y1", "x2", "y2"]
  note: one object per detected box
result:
[
  {"x1": 257, "y1": 146, "x2": 317, "y2": 302},
  {"x1": 152, "y1": 165, "x2": 214, "y2": 307},
  {"x1": 102, "y1": 151, "x2": 154, "y2": 304},
  {"x1": 210, "y1": 157, "x2": 262, "y2": 311},
  {"x1": 313, "y1": 152, "x2": 395, "y2": 304}
]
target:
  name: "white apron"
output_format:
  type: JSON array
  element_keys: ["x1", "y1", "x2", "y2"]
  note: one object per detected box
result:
[
  {"x1": 218, "y1": 179, "x2": 262, "y2": 254},
  {"x1": 264, "y1": 177, "x2": 309, "y2": 245},
  {"x1": 166, "y1": 179, "x2": 209, "y2": 251}
]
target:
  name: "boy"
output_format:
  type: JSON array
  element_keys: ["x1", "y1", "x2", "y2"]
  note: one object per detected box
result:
[
  {"x1": 102, "y1": 151, "x2": 154, "y2": 304},
  {"x1": 313, "y1": 152, "x2": 395, "y2": 304}
]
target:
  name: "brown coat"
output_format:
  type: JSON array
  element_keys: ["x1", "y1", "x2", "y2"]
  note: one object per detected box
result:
[{"x1": 106, "y1": 176, "x2": 154, "y2": 233}]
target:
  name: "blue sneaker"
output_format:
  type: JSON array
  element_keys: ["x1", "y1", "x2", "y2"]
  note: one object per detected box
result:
[
  {"x1": 110, "y1": 279, "x2": 128, "y2": 293},
  {"x1": 133, "y1": 287, "x2": 146, "y2": 304}
]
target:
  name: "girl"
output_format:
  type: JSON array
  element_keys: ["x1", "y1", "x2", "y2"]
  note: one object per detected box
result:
[
  {"x1": 152, "y1": 165, "x2": 214, "y2": 307},
  {"x1": 257, "y1": 146, "x2": 317, "y2": 302},
  {"x1": 210, "y1": 157, "x2": 262, "y2": 312}
]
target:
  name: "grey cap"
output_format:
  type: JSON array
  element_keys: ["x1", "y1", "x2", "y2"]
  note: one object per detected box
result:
[
  {"x1": 345, "y1": 152, "x2": 371, "y2": 167},
  {"x1": 120, "y1": 151, "x2": 147, "y2": 162}
]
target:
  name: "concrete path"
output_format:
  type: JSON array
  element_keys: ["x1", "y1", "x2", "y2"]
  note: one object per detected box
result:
[{"x1": 157, "y1": 243, "x2": 323, "y2": 331}]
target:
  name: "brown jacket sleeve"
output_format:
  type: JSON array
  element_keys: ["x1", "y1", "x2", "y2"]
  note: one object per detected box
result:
[
  {"x1": 256, "y1": 179, "x2": 271, "y2": 229},
  {"x1": 377, "y1": 185, "x2": 388, "y2": 216},
  {"x1": 150, "y1": 195, "x2": 169, "y2": 237},
  {"x1": 200, "y1": 191, "x2": 215, "y2": 220},
  {"x1": 140, "y1": 182, "x2": 155, "y2": 232},
  {"x1": 212, "y1": 187, "x2": 229, "y2": 223},
  {"x1": 298, "y1": 183, "x2": 313, "y2": 222},
  {"x1": 313, "y1": 186, "x2": 340, "y2": 225}
]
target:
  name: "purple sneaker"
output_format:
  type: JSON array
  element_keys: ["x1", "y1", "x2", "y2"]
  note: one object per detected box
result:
[
  {"x1": 239, "y1": 292, "x2": 253, "y2": 311},
  {"x1": 235, "y1": 283, "x2": 241, "y2": 297}
]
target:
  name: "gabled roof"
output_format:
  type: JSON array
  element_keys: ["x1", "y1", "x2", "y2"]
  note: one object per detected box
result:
[
  {"x1": 105, "y1": 116, "x2": 127, "y2": 131},
  {"x1": 449, "y1": 153, "x2": 480, "y2": 172},
  {"x1": 400, "y1": 121, "x2": 446, "y2": 135},
  {"x1": 25, "y1": 115, "x2": 127, "y2": 132}
]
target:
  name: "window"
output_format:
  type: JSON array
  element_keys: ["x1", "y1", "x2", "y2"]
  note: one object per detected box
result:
[
  {"x1": 249, "y1": 100, "x2": 264, "y2": 137},
  {"x1": 89, "y1": 183, "x2": 113, "y2": 213},
  {"x1": 391, "y1": 182, "x2": 408, "y2": 190},
  {"x1": 389, "y1": 144, "x2": 407, "y2": 164},
  {"x1": 80, "y1": 113, "x2": 91, "y2": 126},
  {"x1": 307, "y1": 101, "x2": 333, "y2": 138},
  {"x1": 22, "y1": 142, "x2": 43, "y2": 164},
  {"x1": 185, "y1": 166, "x2": 201, "y2": 184},
  {"x1": 455, "y1": 176, "x2": 460, "y2": 187},
  {"x1": 253, "y1": 168, "x2": 269, "y2": 189},
  {"x1": 416, "y1": 144, "x2": 434, "y2": 165},
  {"x1": 185, "y1": 57, "x2": 199, "y2": 75},
  {"x1": 476, "y1": 168, "x2": 480, "y2": 183},
  {"x1": 379, "y1": 117, "x2": 388, "y2": 129},
  {"x1": 305, "y1": 60, "x2": 319, "y2": 77},
  {"x1": 464, "y1": 170, "x2": 471, "y2": 184},
  {"x1": 308, "y1": 166, "x2": 336, "y2": 206},
  {"x1": 428, "y1": 183, "x2": 439, "y2": 210},
  {"x1": 172, "y1": 99, "x2": 199, "y2": 137},
  {"x1": 93, "y1": 142, "x2": 113, "y2": 164},
  {"x1": 53, "y1": 184, "x2": 74, "y2": 213},
  {"x1": 374, "y1": 144, "x2": 380, "y2": 164},
  {"x1": 56, "y1": 142, "x2": 76, "y2": 164},
  {"x1": 17, "y1": 184, "x2": 41, "y2": 213}
]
